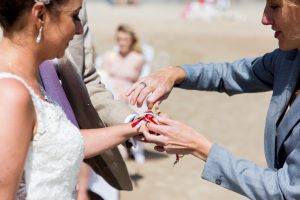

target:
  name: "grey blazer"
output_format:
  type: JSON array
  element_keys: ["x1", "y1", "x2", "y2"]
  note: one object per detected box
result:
[{"x1": 179, "y1": 49, "x2": 300, "y2": 199}]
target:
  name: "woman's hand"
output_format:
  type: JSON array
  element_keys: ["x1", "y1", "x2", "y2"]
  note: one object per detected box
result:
[
  {"x1": 126, "y1": 66, "x2": 186, "y2": 109},
  {"x1": 143, "y1": 116, "x2": 213, "y2": 161}
]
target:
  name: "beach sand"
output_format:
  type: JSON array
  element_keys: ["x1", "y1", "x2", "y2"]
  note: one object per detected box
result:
[{"x1": 86, "y1": 1, "x2": 277, "y2": 199}]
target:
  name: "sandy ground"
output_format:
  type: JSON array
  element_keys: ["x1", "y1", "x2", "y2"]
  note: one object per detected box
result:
[{"x1": 86, "y1": 1, "x2": 277, "y2": 199}]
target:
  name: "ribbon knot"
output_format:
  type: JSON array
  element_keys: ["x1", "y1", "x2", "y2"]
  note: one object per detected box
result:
[{"x1": 131, "y1": 110, "x2": 182, "y2": 166}]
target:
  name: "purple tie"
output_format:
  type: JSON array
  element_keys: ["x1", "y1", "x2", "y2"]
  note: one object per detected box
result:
[{"x1": 39, "y1": 60, "x2": 79, "y2": 127}]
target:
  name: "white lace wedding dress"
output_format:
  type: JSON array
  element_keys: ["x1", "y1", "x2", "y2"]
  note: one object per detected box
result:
[{"x1": 0, "y1": 73, "x2": 85, "y2": 200}]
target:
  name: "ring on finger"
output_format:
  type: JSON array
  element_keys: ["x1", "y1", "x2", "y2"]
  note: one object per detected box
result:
[{"x1": 139, "y1": 81, "x2": 147, "y2": 88}]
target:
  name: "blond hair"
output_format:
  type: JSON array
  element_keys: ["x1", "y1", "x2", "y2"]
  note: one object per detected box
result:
[
  {"x1": 284, "y1": 0, "x2": 300, "y2": 41},
  {"x1": 287, "y1": 0, "x2": 300, "y2": 5},
  {"x1": 117, "y1": 24, "x2": 142, "y2": 54}
]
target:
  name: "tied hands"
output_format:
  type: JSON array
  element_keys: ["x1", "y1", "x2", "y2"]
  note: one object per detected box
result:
[
  {"x1": 128, "y1": 66, "x2": 212, "y2": 162},
  {"x1": 133, "y1": 112, "x2": 212, "y2": 162}
]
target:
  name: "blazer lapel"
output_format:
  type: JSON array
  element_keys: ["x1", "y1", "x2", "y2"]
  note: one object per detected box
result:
[
  {"x1": 264, "y1": 51, "x2": 300, "y2": 168},
  {"x1": 276, "y1": 54, "x2": 300, "y2": 161},
  {"x1": 276, "y1": 94, "x2": 300, "y2": 155},
  {"x1": 265, "y1": 93, "x2": 289, "y2": 168}
]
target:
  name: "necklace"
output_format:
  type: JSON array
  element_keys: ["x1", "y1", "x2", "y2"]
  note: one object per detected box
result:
[
  {"x1": 39, "y1": 84, "x2": 56, "y2": 104},
  {"x1": 39, "y1": 85, "x2": 49, "y2": 102}
]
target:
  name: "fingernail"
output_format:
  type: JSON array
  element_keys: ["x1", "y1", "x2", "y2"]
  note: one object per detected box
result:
[{"x1": 145, "y1": 122, "x2": 150, "y2": 127}]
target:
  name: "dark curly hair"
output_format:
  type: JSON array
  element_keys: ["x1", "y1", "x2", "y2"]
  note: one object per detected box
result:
[{"x1": 0, "y1": 0, "x2": 69, "y2": 32}]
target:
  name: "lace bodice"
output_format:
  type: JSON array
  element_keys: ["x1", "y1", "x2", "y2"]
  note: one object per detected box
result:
[{"x1": 0, "y1": 73, "x2": 84, "y2": 200}]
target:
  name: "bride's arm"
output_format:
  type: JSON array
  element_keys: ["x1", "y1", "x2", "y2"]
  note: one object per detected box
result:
[
  {"x1": 81, "y1": 123, "x2": 141, "y2": 158},
  {"x1": 0, "y1": 79, "x2": 35, "y2": 199}
]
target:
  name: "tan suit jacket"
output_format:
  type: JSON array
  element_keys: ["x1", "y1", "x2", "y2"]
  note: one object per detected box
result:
[{"x1": 57, "y1": 0, "x2": 134, "y2": 191}]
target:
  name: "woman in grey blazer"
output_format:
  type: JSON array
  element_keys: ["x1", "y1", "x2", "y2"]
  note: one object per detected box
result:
[{"x1": 127, "y1": 0, "x2": 300, "y2": 199}]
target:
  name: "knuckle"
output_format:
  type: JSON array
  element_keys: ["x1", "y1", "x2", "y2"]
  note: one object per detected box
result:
[
  {"x1": 140, "y1": 89, "x2": 149, "y2": 96},
  {"x1": 147, "y1": 98, "x2": 155, "y2": 104},
  {"x1": 164, "y1": 137, "x2": 170, "y2": 145},
  {"x1": 158, "y1": 87, "x2": 166, "y2": 95},
  {"x1": 164, "y1": 126, "x2": 171, "y2": 133},
  {"x1": 144, "y1": 86, "x2": 153, "y2": 93},
  {"x1": 132, "y1": 91, "x2": 140, "y2": 98}
]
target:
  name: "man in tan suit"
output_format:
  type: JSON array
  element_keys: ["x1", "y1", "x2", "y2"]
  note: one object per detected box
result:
[
  {"x1": 58, "y1": 0, "x2": 136, "y2": 198},
  {"x1": 65, "y1": 0, "x2": 133, "y2": 127}
]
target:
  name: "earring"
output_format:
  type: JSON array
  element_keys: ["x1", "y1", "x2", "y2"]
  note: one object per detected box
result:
[{"x1": 36, "y1": 26, "x2": 44, "y2": 43}]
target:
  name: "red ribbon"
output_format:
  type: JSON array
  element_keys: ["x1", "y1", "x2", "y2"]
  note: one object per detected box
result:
[
  {"x1": 131, "y1": 111, "x2": 157, "y2": 127},
  {"x1": 131, "y1": 111, "x2": 181, "y2": 166}
]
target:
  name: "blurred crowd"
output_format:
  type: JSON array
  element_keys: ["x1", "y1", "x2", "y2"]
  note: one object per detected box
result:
[{"x1": 106, "y1": 0, "x2": 139, "y2": 5}]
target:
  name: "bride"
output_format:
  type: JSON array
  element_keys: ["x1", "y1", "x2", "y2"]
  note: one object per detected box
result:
[{"x1": 0, "y1": 0, "x2": 144, "y2": 199}]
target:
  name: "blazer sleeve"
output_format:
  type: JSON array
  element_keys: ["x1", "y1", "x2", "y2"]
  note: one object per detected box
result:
[
  {"x1": 72, "y1": 0, "x2": 134, "y2": 126},
  {"x1": 202, "y1": 143, "x2": 300, "y2": 199},
  {"x1": 178, "y1": 50, "x2": 279, "y2": 95}
]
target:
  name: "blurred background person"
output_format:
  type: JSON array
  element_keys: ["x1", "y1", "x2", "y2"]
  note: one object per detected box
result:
[
  {"x1": 96, "y1": 24, "x2": 147, "y2": 164},
  {"x1": 105, "y1": 0, "x2": 114, "y2": 5},
  {"x1": 182, "y1": 0, "x2": 231, "y2": 20},
  {"x1": 128, "y1": 0, "x2": 139, "y2": 5},
  {"x1": 100, "y1": 24, "x2": 145, "y2": 103},
  {"x1": 113, "y1": 0, "x2": 139, "y2": 5},
  {"x1": 216, "y1": 0, "x2": 231, "y2": 10}
]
